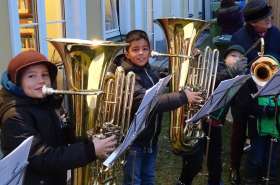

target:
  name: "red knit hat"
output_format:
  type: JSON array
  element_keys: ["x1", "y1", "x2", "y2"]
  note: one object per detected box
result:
[{"x1": 8, "y1": 50, "x2": 57, "y2": 84}]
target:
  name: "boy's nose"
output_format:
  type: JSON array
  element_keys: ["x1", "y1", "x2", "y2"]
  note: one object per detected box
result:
[{"x1": 38, "y1": 76, "x2": 47, "y2": 83}]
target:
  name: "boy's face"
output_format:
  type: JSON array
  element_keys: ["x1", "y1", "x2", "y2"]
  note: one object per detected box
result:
[
  {"x1": 20, "y1": 64, "x2": 51, "y2": 99},
  {"x1": 224, "y1": 50, "x2": 243, "y2": 68},
  {"x1": 126, "y1": 39, "x2": 150, "y2": 67}
]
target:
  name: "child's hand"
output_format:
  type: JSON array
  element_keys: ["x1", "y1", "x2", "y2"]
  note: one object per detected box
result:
[
  {"x1": 92, "y1": 135, "x2": 117, "y2": 159},
  {"x1": 184, "y1": 89, "x2": 203, "y2": 104}
]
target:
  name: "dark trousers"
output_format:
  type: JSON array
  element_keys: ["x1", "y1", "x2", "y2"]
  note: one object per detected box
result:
[
  {"x1": 230, "y1": 120, "x2": 246, "y2": 170},
  {"x1": 245, "y1": 136, "x2": 279, "y2": 180},
  {"x1": 179, "y1": 123, "x2": 223, "y2": 185}
]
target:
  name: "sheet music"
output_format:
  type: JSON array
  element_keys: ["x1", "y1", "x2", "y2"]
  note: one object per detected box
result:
[
  {"x1": 0, "y1": 136, "x2": 33, "y2": 185},
  {"x1": 103, "y1": 75, "x2": 171, "y2": 167}
]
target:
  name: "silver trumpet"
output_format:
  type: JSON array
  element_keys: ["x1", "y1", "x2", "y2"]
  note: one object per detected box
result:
[{"x1": 42, "y1": 85, "x2": 103, "y2": 96}]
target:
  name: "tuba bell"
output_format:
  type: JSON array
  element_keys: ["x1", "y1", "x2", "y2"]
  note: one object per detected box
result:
[
  {"x1": 154, "y1": 17, "x2": 219, "y2": 154},
  {"x1": 47, "y1": 38, "x2": 135, "y2": 185}
]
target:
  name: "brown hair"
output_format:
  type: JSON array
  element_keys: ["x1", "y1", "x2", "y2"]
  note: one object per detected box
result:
[{"x1": 125, "y1": 30, "x2": 150, "y2": 51}]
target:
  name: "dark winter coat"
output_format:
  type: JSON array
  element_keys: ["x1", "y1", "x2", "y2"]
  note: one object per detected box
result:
[
  {"x1": 216, "y1": 60, "x2": 260, "y2": 137},
  {"x1": 231, "y1": 25, "x2": 280, "y2": 65},
  {"x1": 230, "y1": 77, "x2": 261, "y2": 137},
  {"x1": 108, "y1": 55, "x2": 188, "y2": 148},
  {"x1": 0, "y1": 72, "x2": 96, "y2": 185},
  {"x1": 217, "y1": 5, "x2": 244, "y2": 35}
]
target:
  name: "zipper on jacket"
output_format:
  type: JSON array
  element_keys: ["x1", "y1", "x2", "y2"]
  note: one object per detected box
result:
[
  {"x1": 144, "y1": 68, "x2": 155, "y2": 86},
  {"x1": 144, "y1": 67, "x2": 157, "y2": 149}
]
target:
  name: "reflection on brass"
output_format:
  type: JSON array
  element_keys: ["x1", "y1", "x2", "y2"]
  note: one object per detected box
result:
[
  {"x1": 154, "y1": 18, "x2": 219, "y2": 154},
  {"x1": 150, "y1": 50, "x2": 192, "y2": 59},
  {"x1": 48, "y1": 38, "x2": 135, "y2": 185}
]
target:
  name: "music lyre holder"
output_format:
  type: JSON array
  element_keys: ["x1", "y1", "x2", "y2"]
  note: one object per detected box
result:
[{"x1": 188, "y1": 75, "x2": 250, "y2": 123}]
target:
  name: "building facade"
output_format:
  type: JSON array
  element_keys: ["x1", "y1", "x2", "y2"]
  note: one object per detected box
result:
[{"x1": 0, "y1": 0, "x2": 211, "y2": 77}]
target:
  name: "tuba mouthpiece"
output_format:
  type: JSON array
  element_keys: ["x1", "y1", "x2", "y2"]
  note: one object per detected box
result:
[{"x1": 42, "y1": 85, "x2": 55, "y2": 96}]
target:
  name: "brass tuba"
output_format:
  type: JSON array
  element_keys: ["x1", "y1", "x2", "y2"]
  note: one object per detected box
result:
[
  {"x1": 154, "y1": 17, "x2": 218, "y2": 154},
  {"x1": 47, "y1": 38, "x2": 135, "y2": 185}
]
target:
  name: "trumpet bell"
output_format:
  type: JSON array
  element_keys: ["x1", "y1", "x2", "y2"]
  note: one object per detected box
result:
[{"x1": 251, "y1": 56, "x2": 279, "y2": 87}]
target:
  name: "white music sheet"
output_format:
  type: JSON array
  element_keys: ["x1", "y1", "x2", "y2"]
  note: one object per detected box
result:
[{"x1": 0, "y1": 136, "x2": 33, "y2": 185}]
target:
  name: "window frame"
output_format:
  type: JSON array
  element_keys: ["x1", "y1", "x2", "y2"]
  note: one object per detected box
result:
[
  {"x1": 8, "y1": 0, "x2": 85, "y2": 57},
  {"x1": 103, "y1": 0, "x2": 120, "y2": 39}
]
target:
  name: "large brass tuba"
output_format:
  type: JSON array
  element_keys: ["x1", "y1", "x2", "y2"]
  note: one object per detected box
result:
[
  {"x1": 154, "y1": 18, "x2": 219, "y2": 154},
  {"x1": 47, "y1": 38, "x2": 135, "y2": 185}
]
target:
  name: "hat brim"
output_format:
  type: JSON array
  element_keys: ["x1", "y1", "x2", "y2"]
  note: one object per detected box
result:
[
  {"x1": 245, "y1": 5, "x2": 272, "y2": 22},
  {"x1": 15, "y1": 61, "x2": 57, "y2": 84}
]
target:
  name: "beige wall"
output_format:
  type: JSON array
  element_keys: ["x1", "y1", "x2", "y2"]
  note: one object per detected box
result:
[{"x1": 0, "y1": 0, "x2": 13, "y2": 78}]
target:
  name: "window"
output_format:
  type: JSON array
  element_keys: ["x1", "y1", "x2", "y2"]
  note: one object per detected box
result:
[
  {"x1": 105, "y1": 0, "x2": 120, "y2": 38},
  {"x1": 18, "y1": 0, "x2": 39, "y2": 51},
  {"x1": 17, "y1": 0, "x2": 65, "y2": 60},
  {"x1": 45, "y1": 0, "x2": 65, "y2": 61}
]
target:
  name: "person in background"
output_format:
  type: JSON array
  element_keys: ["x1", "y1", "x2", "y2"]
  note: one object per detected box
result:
[
  {"x1": 107, "y1": 29, "x2": 202, "y2": 185},
  {"x1": 215, "y1": 44, "x2": 247, "y2": 84},
  {"x1": 216, "y1": 45, "x2": 247, "y2": 185},
  {"x1": 230, "y1": 1, "x2": 280, "y2": 184},
  {"x1": 230, "y1": 55, "x2": 280, "y2": 185},
  {"x1": 231, "y1": 0, "x2": 280, "y2": 64},
  {"x1": 176, "y1": 45, "x2": 246, "y2": 185},
  {"x1": 217, "y1": 0, "x2": 244, "y2": 35},
  {"x1": 0, "y1": 50, "x2": 117, "y2": 185}
]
